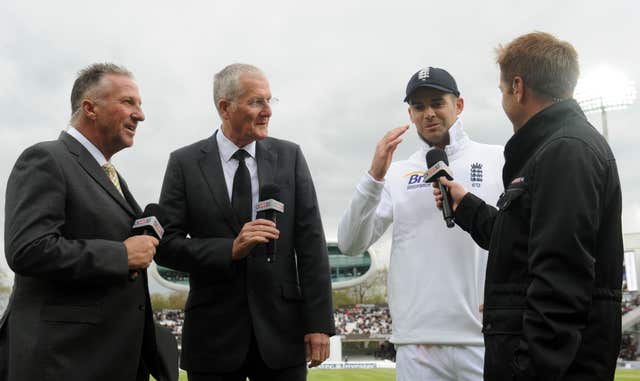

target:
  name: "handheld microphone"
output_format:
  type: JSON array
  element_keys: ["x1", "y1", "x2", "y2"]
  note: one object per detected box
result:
[
  {"x1": 425, "y1": 148, "x2": 455, "y2": 228},
  {"x1": 130, "y1": 203, "x2": 165, "y2": 280},
  {"x1": 256, "y1": 184, "x2": 284, "y2": 263}
]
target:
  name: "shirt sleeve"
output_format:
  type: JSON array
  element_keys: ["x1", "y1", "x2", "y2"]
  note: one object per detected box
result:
[
  {"x1": 454, "y1": 192, "x2": 499, "y2": 251},
  {"x1": 337, "y1": 172, "x2": 393, "y2": 256}
]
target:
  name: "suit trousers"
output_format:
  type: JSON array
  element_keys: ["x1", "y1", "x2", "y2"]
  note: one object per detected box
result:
[{"x1": 187, "y1": 332, "x2": 307, "y2": 381}]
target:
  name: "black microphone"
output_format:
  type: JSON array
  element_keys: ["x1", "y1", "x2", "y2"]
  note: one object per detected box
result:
[
  {"x1": 256, "y1": 184, "x2": 284, "y2": 263},
  {"x1": 129, "y1": 203, "x2": 165, "y2": 280},
  {"x1": 425, "y1": 148, "x2": 455, "y2": 228}
]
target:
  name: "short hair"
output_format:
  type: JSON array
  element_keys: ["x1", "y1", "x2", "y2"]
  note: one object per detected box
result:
[
  {"x1": 496, "y1": 32, "x2": 579, "y2": 100},
  {"x1": 213, "y1": 63, "x2": 264, "y2": 115},
  {"x1": 70, "y1": 63, "x2": 133, "y2": 125}
]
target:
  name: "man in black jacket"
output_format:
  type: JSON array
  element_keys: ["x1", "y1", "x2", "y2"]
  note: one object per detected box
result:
[
  {"x1": 156, "y1": 63, "x2": 335, "y2": 380},
  {"x1": 434, "y1": 32, "x2": 623, "y2": 380}
]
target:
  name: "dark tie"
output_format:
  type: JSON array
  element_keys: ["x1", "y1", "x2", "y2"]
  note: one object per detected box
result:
[{"x1": 232, "y1": 149, "x2": 252, "y2": 226}]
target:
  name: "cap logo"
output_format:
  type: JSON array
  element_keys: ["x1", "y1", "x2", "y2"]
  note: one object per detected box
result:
[{"x1": 418, "y1": 68, "x2": 430, "y2": 81}]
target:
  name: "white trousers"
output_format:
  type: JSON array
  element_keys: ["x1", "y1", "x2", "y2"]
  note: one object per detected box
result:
[{"x1": 395, "y1": 344, "x2": 484, "y2": 381}]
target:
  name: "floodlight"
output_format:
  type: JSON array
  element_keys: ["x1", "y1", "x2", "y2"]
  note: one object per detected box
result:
[{"x1": 575, "y1": 66, "x2": 636, "y2": 140}]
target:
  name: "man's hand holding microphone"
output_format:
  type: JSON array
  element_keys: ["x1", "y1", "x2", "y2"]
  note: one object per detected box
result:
[
  {"x1": 428, "y1": 149, "x2": 467, "y2": 214},
  {"x1": 432, "y1": 177, "x2": 467, "y2": 212},
  {"x1": 232, "y1": 184, "x2": 283, "y2": 262},
  {"x1": 124, "y1": 236, "x2": 158, "y2": 270},
  {"x1": 124, "y1": 204, "x2": 165, "y2": 280}
]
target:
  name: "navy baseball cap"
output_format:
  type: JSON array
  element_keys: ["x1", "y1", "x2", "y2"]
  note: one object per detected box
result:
[{"x1": 404, "y1": 67, "x2": 460, "y2": 102}]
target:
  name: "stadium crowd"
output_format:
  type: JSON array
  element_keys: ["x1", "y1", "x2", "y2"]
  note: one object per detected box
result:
[
  {"x1": 620, "y1": 291, "x2": 640, "y2": 360},
  {"x1": 333, "y1": 305, "x2": 392, "y2": 337},
  {"x1": 152, "y1": 298, "x2": 640, "y2": 361},
  {"x1": 154, "y1": 304, "x2": 393, "y2": 340},
  {"x1": 623, "y1": 293, "x2": 640, "y2": 315},
  {"x1": 155, "y1": 309, "x2": 184, "y2": 349}
]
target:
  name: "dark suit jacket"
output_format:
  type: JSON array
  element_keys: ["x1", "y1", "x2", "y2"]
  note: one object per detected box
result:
[
  {"x1": 1, "y1": 132, "x2": 176, "y2": 381},
  {"x1": 156, "y1": 132, "x2": 335, "y2": 373}
]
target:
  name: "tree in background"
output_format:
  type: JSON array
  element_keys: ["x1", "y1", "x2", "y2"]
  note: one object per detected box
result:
[
  {"x1": 151, "y1": 291, "x2": 188, "y2": 311},
  {"x1": 332, "y1": 289, "x2": 356, "y2": 309},
  {"x1": 332, "y1": 267, "x2": 388, "y2": 308},
  {"x1": 351, "y1": 267, "x2": 388, "y2": 304}
]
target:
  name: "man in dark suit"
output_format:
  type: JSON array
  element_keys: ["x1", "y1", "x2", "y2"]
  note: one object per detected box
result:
[
  {"x1": 2, "y1": 63, "x2": 176, "y2": 381},
  {"x1": 156, "y1": 63, "x2": 335, "y2": 380}
]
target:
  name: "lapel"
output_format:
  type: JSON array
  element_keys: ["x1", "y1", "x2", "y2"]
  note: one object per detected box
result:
[
  {"x1": 255, "y1": 138, "x2": 277, "y2": 198},
  {"x1": 199, "y1": 131, "x2": 242, "y2": 234},
  {"x1": 119, "y1": 176, "x2": 143, "y2": 216},
  {"x1": 198, "y1": 133, "x2": 279, "y2": 234},
  {"x1": 59, "y1": 131, "x2": 136, "y2": 217}
]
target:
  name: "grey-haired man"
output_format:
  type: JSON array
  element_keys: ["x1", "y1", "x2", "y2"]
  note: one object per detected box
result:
[
  {"x1": 2, "y1": 63, "x2": 176, "y2": 381},
  {"x1": 156, "y1": 63, "x2": 335, "y2": 381}
]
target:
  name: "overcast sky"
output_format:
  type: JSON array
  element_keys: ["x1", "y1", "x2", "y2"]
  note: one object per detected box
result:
[{"x1": 1, "y1": 1, "x2": 639, "y2": 291}]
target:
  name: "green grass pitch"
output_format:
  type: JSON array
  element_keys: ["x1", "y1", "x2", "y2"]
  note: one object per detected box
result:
[
  {"x1": 156, "y1": 368, "x2": 640, "y2": 380},
  {"x1": 616, "y1": 369, "x2": 640, "y2": 381}
]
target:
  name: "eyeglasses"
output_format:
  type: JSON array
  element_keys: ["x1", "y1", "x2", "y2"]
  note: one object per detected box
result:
[{"x1": 246, "y1": 97, "x2": 279, "y2": 109}]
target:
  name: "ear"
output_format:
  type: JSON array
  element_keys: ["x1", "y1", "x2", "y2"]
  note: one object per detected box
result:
[
  {"x1": 81, "y1": 99, "x2": 97, "y2": 120},
  {"x1": 455, "y1": 96, "x2": 464, "y2": 115},
  {"x1": 512, "y1": 76, "x2": 525, "y2": 103},
  {"x1": 218, "y1": 99, "x2": 232, "y2": 121}
]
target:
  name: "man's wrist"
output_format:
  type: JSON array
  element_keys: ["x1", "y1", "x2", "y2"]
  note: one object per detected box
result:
[
  {"x1": 358, "y1": 173, "x2": 385, "y2": 199},
  {"x1": 365, "y1": 171, "x2": 385, "y2": 185}
]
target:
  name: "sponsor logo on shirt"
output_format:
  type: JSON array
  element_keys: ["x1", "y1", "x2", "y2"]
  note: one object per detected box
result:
[
  {"x1": 470, "y1": 163, "x2": 483, "y2": 188},
  {"x1": 404, "y1": 171, "x2": 429, "y2": 191}
]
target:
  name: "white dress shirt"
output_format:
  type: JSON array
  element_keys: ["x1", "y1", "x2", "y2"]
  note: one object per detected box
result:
[{"x1": 67, "y1": 127, "x2": 109, "y2": 166}]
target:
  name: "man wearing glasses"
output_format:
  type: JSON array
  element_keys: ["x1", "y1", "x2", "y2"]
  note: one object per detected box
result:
[
  {"x1": 156, "y1": 63, "x2": 334, "y2": 380},
  {"x1": 338, "y1": 67, "x2": 504, "y2": 381}
]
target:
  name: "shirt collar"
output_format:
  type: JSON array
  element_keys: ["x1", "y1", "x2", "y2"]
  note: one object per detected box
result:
[
  {"x1": 502, "y1": 99, "x2": 585, "y2": 187},
  {"x1": 418, "y1": 117, "x2": 469, "y2": 159},
  {"x1": 66, "y1": 127, "x2": 109, "y2": 166},
  {"x1": 216, "y1": 128, "x2": 256, "y2": 162}
]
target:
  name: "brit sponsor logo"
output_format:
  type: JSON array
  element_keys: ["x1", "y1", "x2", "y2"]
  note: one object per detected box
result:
[
  {"x1": 470, "y1": 163, "x2": 483, "y2": 188},
  {"x1": 404, "y1": 171, "x2": 429, "y2": 190}
]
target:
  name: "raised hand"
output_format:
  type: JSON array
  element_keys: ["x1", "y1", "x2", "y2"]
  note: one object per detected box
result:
[{"x1": 368, "y1": 125, "x2": 410, "y2": 181}]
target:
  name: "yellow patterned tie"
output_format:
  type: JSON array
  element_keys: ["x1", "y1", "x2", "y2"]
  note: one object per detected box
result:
[{"x1": 102, "y1": 162, "x2": 124, "y2": 196}]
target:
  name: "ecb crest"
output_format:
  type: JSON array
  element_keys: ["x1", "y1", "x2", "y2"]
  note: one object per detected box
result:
[{"x1": 470, "y1": 163, "x2": 483, "y2": 188}]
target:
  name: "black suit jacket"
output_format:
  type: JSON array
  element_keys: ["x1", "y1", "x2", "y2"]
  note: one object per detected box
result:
[
  {"x1": 1, "y1": 132, "x2": 176, "y2": 381},
  {"x1": 156, "y1": 133, "x2": 335, "y2": 373}
]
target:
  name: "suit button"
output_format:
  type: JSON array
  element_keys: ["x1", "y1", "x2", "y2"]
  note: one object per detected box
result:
[
  {"x1": 485, "y1": 323, "x2": 492, "y2": 330},
  {"x1": 138, "y1": 305, "x2": 145, "y2": 311}
]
